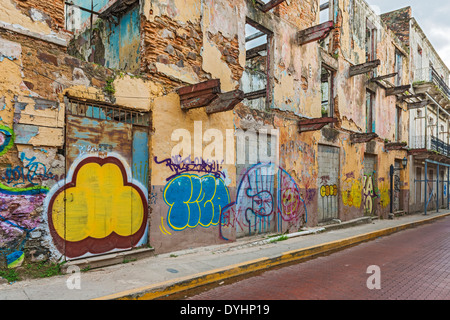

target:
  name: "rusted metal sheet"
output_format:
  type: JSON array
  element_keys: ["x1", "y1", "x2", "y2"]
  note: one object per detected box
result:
[
  {"x1": 177, "y1": 79, "x2": 221, "y2": 110},
  {"x1": 206, "y1": 90, "x2": 244, "y2": 114},
  {"x1": 66, "y1": 115, "x2": 133, "y2": 165}
]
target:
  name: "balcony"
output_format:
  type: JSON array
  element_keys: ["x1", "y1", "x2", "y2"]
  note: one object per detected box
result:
[
  {"x1": 413, "y1": 66, "x2": 450, "y2": 100},
  {"x1": 410, "y1": 135, "x2": 450, "y2": 158}
]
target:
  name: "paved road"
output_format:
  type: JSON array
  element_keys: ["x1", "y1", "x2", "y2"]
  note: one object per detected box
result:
[{"x1": 185, "y1": 216, "x2": 450, "y2": 300}]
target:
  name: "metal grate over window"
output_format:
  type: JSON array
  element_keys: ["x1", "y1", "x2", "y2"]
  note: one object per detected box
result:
[{"x1": 66, "y1": 96, "x2": 150, "y2": 127}]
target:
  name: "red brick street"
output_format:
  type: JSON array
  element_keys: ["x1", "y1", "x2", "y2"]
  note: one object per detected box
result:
[{"x1": 187, "y1": 217, "x2": 450, "y2": 300}]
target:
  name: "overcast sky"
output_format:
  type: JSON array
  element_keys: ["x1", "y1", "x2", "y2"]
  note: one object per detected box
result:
[{"x1": 367, "y1": 0, "x2": 450, "y2": 68}]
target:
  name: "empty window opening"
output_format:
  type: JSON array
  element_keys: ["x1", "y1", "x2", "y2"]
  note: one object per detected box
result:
[
  {"x1": 395, "y1": 106, "x2": 402, "y2": 142},
  {"x1": 319, "y1": 0, "x2": 332, "y2": 50},
  {"x1": 321, "y1": 66, "x2": 335, "y2": 118},
  {"x1": 65, "y1": 0, "x2": 141, "y2": 72},
  {"x1": 242, "y1": 19, "x2": 271, "y2": 110},
  {"x1": 366, "y1": 20, "x2": 377, "y2": 62},
  {"x1": 65, "y1": 0, "x2": 107, "y2": 34},
  {"x1": 366, "y1": 90, "x2": 375, "y2": 133},
  {"x1": 320, "y1": 0, "x2": 331, "y2": 24},
  {"x1": 395, "y1": 50, "x2": 403, "y2": 86}
]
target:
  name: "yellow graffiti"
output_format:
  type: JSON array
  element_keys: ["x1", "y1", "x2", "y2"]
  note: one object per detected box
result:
[
  {"x1": 363, "y1": 175, "x2": 379, "y2": 215},
  {"x1": 320, "y1": 185, "x2": 338, "y2": 197},
  {"x1": 51, "y1": 162, "x2": 145, "y2": 242},
  {"x1": 342, "y1": 179, "x2": 362, "y2": 208},
  {"x1": 159, "y1": 217, "x2": 172, "y2": 235},
  {"x1": 378, "y1": 183, "x2": 390, "y2": 208}
]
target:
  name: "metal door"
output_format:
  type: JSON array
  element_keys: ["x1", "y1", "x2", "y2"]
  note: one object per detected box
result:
[
  {"x1": 47, "y1": 99, "x2": 150, "y2": 259},
  {"x1": 363, "y1": 154, "x2": 377, "y2": 216},
  {"x1": 318, "y1": 145, "x2": 339, "y2": 222}
]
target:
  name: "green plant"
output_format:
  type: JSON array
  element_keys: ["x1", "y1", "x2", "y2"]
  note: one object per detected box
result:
[
  {"x1": 123, "y1": 258, "x2": 137, "y2": 264},
  {"x1": 104, "y1": 77, "x2": 116, "y2": 95},
  {"x1": 0, "y1": 268, "x2": 20, "y2": 283},
  {"x1": 39, "y1": 263, "x2": 63, "y2": 278},
  {"x1": 269, "y1": 235, "x2": 289, "y2": 243},
  {"x1": 81, "y1": 265, "x2": 91, "y2": 272}
]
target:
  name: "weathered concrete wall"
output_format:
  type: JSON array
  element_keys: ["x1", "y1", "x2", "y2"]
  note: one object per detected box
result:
[
  {"x1": 146, "y1": 0, "x2": 239, "y2": 253},
  {"x1": 0, "y1": 0, "x2": 418, "y2": 264}
]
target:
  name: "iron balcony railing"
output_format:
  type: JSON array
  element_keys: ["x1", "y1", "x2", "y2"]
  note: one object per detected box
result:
[
  {"x1": 414, "y1": 66, "x2": 450, "y2": 100},
  {"x1": 411, "y1": 135, "x2": 450, "y2": 157}
]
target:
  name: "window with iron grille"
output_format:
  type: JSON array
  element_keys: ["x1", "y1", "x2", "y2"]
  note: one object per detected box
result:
[{"x1": 66, "y1": 96, "x2": 150, "y2": 127}]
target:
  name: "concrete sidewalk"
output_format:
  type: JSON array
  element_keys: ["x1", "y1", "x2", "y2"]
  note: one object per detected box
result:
[{"x1": 1, "y1": 210, "x2": 449, "y2": 300}]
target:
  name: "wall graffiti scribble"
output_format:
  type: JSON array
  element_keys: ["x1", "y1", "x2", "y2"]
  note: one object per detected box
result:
[
  {"x1": 220, "y1": 163, "x2": 306, "y2": 240},
  {"x1": 155, "y1": 155, "x2": 225, "y2": 182},
  {"x1": 3, "y1": 152, "x2": 59, "y2": 187},
  {"x1": 0, "y1": 125, "x2": 52, "y2": 268}
]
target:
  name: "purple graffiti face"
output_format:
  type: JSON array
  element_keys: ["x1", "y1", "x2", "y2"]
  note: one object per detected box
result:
[{"x1": 251, "y1": 191, "x2": 273, "y2": 217}]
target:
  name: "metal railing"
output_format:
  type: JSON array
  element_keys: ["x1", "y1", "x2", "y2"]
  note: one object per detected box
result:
[
  {"x1": 411, "y1": 135, "x2": 450, "y2": 157},
  {"x1": 414, "y1": 66, "x2": 450, "y2": 99},
  {"x1": 66, "y1": 97, "x2": 150, "y2": 127}
]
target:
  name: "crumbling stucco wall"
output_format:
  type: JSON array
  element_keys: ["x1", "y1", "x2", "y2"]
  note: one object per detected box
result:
[{"x1": 0, "y1": 0, "x2": 416, "y2": 263}]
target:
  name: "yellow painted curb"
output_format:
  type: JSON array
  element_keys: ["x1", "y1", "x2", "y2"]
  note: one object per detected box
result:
[{"x1": 94, "y1": 212, "x2": 450, "y2": 300}]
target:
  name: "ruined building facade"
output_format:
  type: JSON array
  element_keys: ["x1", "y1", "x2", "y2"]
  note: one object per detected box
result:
[{"x1": 0, "y1": 0, "x2": 447, "y2": 267}]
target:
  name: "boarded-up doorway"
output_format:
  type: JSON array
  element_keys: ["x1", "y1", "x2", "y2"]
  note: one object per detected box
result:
[
  {"x1": 318, "y1": 144, "x2": 339, "y2": 222},
  {"x1": 47, "y1": 97, "x2": 150, "y2": 260}
]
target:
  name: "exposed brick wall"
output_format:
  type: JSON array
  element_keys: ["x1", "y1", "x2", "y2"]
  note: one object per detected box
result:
[
  {"x1": 273, "y1": 0, "x2": 316, "y2": 30},
  {"x1": 0, "y1": 29, "x2": 114, "y2": 101},
  {"x1": 380, "y1": 7, "x2": 412, "y2": 46},
  {"x1": 141, "y1": 15, "x2": 209, "y2": 89},
  {"x1": 207, "y1": 31, "x2": 244, "y2": 83},
  {"x1": 13, "y1": 0, "x2": 65, "y2": 31}
]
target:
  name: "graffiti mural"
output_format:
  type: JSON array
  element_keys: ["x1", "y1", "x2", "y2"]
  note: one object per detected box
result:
[
  {"x1": 341, "y1": 172, "x2": 362, "y2": 209},
  {"x1": 154, "y1": 155, "x2": 230, "y2": 233},
  {"x1": 363, "y1": 174, "x2": 379, "y2": 215},
  {"x1": 163, "y1": 174, "x2": 230, "y2": 231},
  {"x1": 0, "y1": 125, "x2": 14, "y2": 157},
  {"x1": 45, "y1": 154, "x2": 148, "y2": 259},
  {"x1": 0, "y1": 125, "x2": 52, "y2": 268},
  {"x1": 0, "y1": 188, "x2": 48, "y2": 268},
  {"x1": 220, "y1": 163, "x2": 306, "y2": 240},
  {"x1": 378, "y1": 178, "x2": 390, "y2": 209}
]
